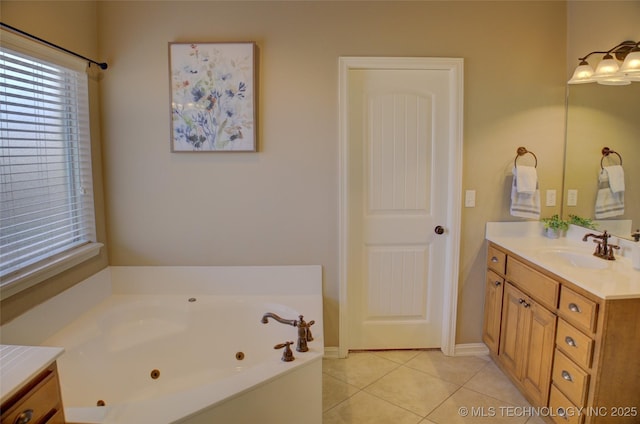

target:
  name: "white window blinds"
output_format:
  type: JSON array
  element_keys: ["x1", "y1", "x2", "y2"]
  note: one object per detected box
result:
[{"x1": 0, "y1": 42, "x2": 97, "y2": 282}]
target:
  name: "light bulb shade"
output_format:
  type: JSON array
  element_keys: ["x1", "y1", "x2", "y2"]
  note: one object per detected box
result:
[
  {"x1": 568, "y1": 63, "x2": 595, "y2": 84},
  {"x1": 620, "y1": 50, "x2": 640, "y2": 75},
  {"x1": 593, "y1": 55, "x2": 620, "y2": 79},
  {"x1": 596, "y1": 77, "x2": 632, "y2": 86}
]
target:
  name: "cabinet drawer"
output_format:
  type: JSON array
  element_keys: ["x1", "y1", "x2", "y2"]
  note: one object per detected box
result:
[
  {"x1": 558, "y1": 287, "x2": 598, "y2": 334},
  {"x1": 487, "y1": 245, "x2": 506, "y2": 275},
  {"x1": 549, "y1": 385, "x2": 584, "y2": 424},
  {"x1": 1, "y1": 368, "x2": 62, "y2": 424},
  {"x1": 552, "y1": 349, "x2": 590, "y2": 406},
  {"x1": 556, "y1": 319, "x2": 594, "y2": 370},
  {"x1": 506, "y1": 257, "x2": 559, "y2": 310}
]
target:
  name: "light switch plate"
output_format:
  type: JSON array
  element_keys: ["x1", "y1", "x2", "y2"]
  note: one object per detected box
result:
[
  {"x1": 546, "y1": 190, "x2": 556, "y2": 207},
  {"x1": 567, "y1": 189, "x2": 578, "y2": 206},
  {"x1": 465, "y1": 190, "x2": 476, "y2": 207}
]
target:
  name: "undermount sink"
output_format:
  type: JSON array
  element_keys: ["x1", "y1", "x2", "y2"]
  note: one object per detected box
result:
[{"x1": 539, "y1": 249, "x2": 609, "y2": 270}]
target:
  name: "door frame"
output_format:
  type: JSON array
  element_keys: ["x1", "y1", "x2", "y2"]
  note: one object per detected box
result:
[{"x1": 338, "y1": 56, "x2": 464, "y2": 358}]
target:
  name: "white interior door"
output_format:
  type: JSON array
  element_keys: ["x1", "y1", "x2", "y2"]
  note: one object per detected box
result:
[{"x1": 341, "y1": 59, "x2": 463, "y2": 352}]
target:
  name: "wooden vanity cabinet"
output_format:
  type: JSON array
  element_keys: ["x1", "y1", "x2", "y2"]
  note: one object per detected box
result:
[
  {"x1": 483, "y1": 242, "x2": 640, "y2": 424},
  {"x1": 0, "y1": 362, "x2": 65, "y2": 424},
  {"x1": 498, "y1": 282, "x2": 556, "y2": 407}
]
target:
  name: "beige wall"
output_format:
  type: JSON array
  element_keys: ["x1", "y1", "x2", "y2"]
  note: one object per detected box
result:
[
  {"x1": 97, "y1": 1, "x2": 567, "y2": 346},
  {"x1": 1, "y1": 1, "x2": 570, "y2": 346},
  {"x1": 0, "y1": 1, "x2": 109, "y2": 324}
]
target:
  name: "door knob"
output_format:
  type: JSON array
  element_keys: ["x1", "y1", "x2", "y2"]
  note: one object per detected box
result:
[{"x1": 434, "y1": 225, "x2": 445, "y2": 235}]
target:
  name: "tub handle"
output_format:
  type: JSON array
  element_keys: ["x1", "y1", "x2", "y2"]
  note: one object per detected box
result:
[
  {"x1": 298, "y1": 315, "x2": 315, "y2": 342},
  {"x1": 274, "y1": 341, "x2": 295, "y2": 362}
]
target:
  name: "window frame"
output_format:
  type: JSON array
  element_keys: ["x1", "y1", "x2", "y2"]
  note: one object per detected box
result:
[{"x1": 0, "y1": 31, "x2": 103, "y2": 299}]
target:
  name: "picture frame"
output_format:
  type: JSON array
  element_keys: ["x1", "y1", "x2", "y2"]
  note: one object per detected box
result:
[{"x1": 169, "y1": 42, "x2": 256, "y2": 152}]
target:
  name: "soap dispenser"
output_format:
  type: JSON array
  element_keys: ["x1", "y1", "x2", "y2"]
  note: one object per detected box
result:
[{"x1": 632, "y1": 229, "x2": 640, "y2": 270}]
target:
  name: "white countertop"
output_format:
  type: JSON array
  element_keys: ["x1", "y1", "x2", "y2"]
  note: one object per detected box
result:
[
  {"x1": 486, "y1": 222, "x2": 640, "y2": 300},
  {"x1": 0, "y1": 344, "x2": 64, "y2": 403}
]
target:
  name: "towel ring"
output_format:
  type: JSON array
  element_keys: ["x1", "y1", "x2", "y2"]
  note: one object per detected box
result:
[
  {"x1": 601, "y1": 147, "x2": 622, "y2": 169},
  {"x1": 514, "y1": 147, "x2": 537, "y2": 168}
]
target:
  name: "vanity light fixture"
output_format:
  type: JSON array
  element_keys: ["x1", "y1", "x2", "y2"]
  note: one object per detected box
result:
[{"x1": 568, "y1": 40, "x2": 640, "y2": 85}]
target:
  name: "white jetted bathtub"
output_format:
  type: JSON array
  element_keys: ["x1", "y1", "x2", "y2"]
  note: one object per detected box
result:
[{"x1": 0, "y1": 266, "x2": 324, "y2": 424}]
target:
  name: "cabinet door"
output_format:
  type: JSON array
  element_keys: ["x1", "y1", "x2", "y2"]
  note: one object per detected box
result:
[
  {"x1": 521, "y1": 301, "x2": 557, "y2": 406},
  {"x1": 483, "y1": 270, "x2": 504, "y2": 354},
  {"x1": 499, "y1": 283, "x2": 529, "y2": 380}
]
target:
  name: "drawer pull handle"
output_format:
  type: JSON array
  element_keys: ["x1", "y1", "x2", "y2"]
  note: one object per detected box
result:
[
  {"x1": 561, "y1": 370, "x2": 573, "y2": 382},
  {"x1": 518, "y1": 298, "x2": 531, "y2": 308},
  {"x1": 494, "y1": 280, "x2": 502, "y2": 287},
  {"x1": 491, "y1": 256, "x2": 499, "y2": 263},
  {"x1": 565, "y1": 336, "x2": 577, "y2": 347},
  {"x1": 568, "y1": 303, "x2": 581, "y2": 313},
  {"x1": 557, "y1": 407, "x2": 569, "y2": 420},
  {"x1": 14, "y1": 409, "x2": 33, "y2": 424}
]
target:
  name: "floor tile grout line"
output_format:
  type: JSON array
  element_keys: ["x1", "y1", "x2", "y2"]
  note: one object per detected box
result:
[
  {"x1": 360, "y1": 360, "x2": 404, "y2": 389},
  {"x1": 322, "y1": 352, "x2": 406, "y2": 389},
  {"x1": 401, "y1": 363, "x2": 477, "y2": 388},
  {"x1": 351, "y1": 387, "x2": 426, "y2": 420},
  {"x1": 460, "y1": 385, "x2": 531, "y2": 410},
  {"x1": 322, "y1": 386, "x2": 363, "y2": 415},
  {"x1": 422, "y1": 383, "x2": 532, "y2": 424},
  {"x1": 322, "y1": 351, "x2": 517, "y2": 423},
  {"x1": 356, "y1": 361, "x2": 466, "y2": 419},
  {"x1": 360, "y1": 384, "x2": 453, "y2": 421},
  {"x1": 322, "y1": 370, "x2": 362, "y2": 390},
  {"x1": 321, "y1": 356, "x2": 415, "y2": 417},
  {"x1": 423, "y1": 384, "x2": 467, "y2": 421},
  {"x1": 369, "y1": 349, "x2": 423, "y2": 364}
]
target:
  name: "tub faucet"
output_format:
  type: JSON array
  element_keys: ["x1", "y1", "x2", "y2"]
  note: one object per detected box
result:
[
  {"x1": 261, "y1": 313, "x2": 315, "y2": 352},
  {"x1": 583, "y1": 230, "x2": 619, "y2": 260}
]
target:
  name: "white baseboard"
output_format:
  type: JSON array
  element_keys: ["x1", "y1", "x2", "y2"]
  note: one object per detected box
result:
[
  {"x1": 324, "y1": 344, "x2": 488, "y2": 358},
  {"x1": 454, "y1": 343, "x2": 490, "y2": 356}
]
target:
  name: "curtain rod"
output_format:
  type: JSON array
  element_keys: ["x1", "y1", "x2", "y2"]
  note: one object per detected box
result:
[{"x1": 0, "y1": 22, "x2": 108, "y2": 70}]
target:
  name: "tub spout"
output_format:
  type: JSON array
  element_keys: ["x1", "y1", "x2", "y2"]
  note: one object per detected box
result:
[{"x1": 261, "y1": 312, "x2": 297, "y2": 326}]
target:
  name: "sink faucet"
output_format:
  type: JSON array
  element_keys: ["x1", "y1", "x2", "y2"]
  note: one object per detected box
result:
[
  {"x1": 261, "y1": 313, "x2": 315, "y2": 352},
  {"x1": 582, "y1": 230, "x2": 620, "y2": 260}
]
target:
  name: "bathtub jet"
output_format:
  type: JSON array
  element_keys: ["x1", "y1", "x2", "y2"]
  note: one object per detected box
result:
[{"x1": 261, "y1": 312, "x2": 315, "y2": 352}]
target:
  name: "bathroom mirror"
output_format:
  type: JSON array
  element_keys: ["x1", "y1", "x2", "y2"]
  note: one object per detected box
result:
[{"x1": 562, "y1": 83, "x2": 640, "y2": 239}]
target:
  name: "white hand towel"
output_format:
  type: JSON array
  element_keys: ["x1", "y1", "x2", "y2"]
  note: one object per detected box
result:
[
  {"x1": 603, "y1": 165, "x2": 625, "y2": 194},
  {"x1": 595, "y1": 169, "x2": 624, "y2": 218},
  {"x1": 515, "y1": 165, "x2": 538, "y2": 194},
  {"x1": 510, "y1": 168, "x2": 540, "y2": 219}
]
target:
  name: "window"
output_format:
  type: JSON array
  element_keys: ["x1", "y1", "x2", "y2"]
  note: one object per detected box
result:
[{"x1": 1, "y1": 33, "x2": 100, "y2": 296}]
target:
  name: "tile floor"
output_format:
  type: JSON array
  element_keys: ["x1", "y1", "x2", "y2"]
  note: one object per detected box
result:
[{"x1": 322, "y1": 350, "x2": 547, "y2": 424}]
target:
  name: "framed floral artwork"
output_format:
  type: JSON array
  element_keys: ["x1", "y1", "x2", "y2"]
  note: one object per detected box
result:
[{"x1": 169, "y1": 42, "x2": 256, "y2": 152}]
